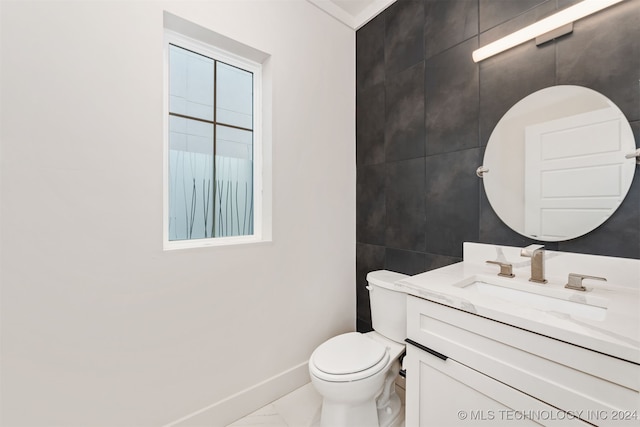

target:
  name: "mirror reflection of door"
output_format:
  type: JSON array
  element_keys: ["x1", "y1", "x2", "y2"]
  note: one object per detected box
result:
[
  {"x1": 524, "y1": 107, "x2": 631, "y2": 240},
  {"x1": 483, "y1": 85, "x2": 636, "y2": 242}
]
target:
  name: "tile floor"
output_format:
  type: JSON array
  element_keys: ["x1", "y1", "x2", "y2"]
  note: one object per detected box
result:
[
  {"x1": 226, "y1": 383, "x2": 322, "y2": 427},
  {"x1": 226, "y1": 382, "x2": 406, "y2": 427}
]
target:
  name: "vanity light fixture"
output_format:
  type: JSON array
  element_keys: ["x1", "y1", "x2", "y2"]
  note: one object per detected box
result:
[{"x1": 472, "y1": 0, "x2": 625, "y2": 62}]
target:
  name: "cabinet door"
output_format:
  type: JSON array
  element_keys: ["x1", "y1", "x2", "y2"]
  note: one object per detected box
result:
[
  {"x1": 405, "y1": 345, "x2": 589, "y2": 426},
  {"x1": 406, "y1": 296, "x2": 640, "y2": 415}
]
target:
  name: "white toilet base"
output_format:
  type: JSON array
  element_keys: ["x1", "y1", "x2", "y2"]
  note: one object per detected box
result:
[
  {"x1": 313, "y1": 359, "x2": 403, "y2": 427},
  {"x1": 377, "y1": 392, "x2": 402, "y2": 427},
  {"x1": 320, "y1": 397, "x2": 380, "y2": 427}
]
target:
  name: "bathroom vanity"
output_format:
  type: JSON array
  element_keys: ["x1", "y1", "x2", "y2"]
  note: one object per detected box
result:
[{"x1": 396, "y1": 243, "x2": 640, "y2": 426}]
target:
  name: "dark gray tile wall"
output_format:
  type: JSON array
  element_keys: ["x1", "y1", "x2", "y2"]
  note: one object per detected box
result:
[{"x1": 356, "y1": 0, "x2": 640, "y2": 331}]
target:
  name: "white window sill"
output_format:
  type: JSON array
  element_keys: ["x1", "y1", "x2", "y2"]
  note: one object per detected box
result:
[{"x1": 163, "y1": 235, "x2": 271, "y2": 251}]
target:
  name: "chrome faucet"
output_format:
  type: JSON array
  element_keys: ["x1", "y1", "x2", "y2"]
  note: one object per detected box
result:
[{"x1": 520, "y1": 244, "x2": 547, "y2": 284}]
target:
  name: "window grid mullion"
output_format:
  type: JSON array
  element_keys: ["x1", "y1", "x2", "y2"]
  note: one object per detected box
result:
[
  {"x1": 213, "y1": 60, "x2": 217, "y2": 238},
  {"x1": 167, "y1": 112, "x2": 252, "y2": 132}
]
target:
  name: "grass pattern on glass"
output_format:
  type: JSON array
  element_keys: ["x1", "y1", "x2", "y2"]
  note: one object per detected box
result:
[{"x1": 169, "y1": 153, "x2": 252, "y2": 240}]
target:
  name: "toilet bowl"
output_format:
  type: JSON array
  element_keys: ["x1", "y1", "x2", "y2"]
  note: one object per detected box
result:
[{"x1": 309, "y1": 270, "x2": 409, "y2": 427}]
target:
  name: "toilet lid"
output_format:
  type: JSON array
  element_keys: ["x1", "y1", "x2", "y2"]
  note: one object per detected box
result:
[{"x1": 312, "y1": 332, "x2": 387, "y2": 375}]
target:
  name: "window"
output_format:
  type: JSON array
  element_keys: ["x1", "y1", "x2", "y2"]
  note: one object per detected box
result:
[{"x1": 164, "y1": 27, "x2": 267, "y2": 249}]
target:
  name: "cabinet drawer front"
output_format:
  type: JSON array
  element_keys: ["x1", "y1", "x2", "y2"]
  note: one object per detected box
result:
[
  {"x1": 407, "y1": 296, "x2": 640, "y2": 420},
  {"x1": 405, "y1": 345, "x2": 590, "y2": 426}
]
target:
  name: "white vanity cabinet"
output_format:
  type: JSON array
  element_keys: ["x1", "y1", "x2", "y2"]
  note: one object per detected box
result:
[{"x1": 404, "y1": 295, "x2": 640, "y2": 426}]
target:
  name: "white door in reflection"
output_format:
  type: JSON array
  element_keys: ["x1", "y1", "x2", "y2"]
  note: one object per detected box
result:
[{"x1": 524, "y1": 107, "x2": 630, "y2": 240}]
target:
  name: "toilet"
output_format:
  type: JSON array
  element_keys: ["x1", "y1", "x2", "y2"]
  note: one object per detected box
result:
[{"x1": 309, "y1": 270, "x2": 408, "y2": 427}]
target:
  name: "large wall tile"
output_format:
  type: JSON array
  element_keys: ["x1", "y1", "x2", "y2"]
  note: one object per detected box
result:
[
  {"x1": 557, "y1": 0, "x2": 586, "y2": 7},
  {"x1": 425, "y1": 252, "x2": 462, "y2": 271},
  {"x1": 425, "y1": 38, "x2": 479, "y2": 155},
  {"x1": 479, "y1": 0, "x2": 550, "y2": 32},
  {"x1": 357, "y1": 164, "x2": 386, "y2": 245},
  {"x1": 356, "y1": 243, "x2": 386, "y2": 332},
  {"x1": 556, "y1": 0, "x2": 640, "y2": 121},
  {"x1": 425, "y1": 148, "x2": 481, "y2": 257},
  {"x1": 385, "y1": 61, "x2": 425, "y2": 161},
  {"x1": 385, "y1": 157, "x2": 426, "y2": 252},
  {"x1": 356, "y1": 317, "x2": 373, "y2": 333},
  {"x1": 385, "y1": 0, "x2": 424, "y2": 77},
  {"x1": 424, "y1": 0, "x2": 478, "y2": 59},
  {"x1": 357, "y1": 13, "x2": 385, "y2": 93},
  {"x1": 385, "y1": 248, "x2": 427, "y2": 275},
  {"x1": 478, "y1": 0, "x2": 557, "y2": 144},
  {"x1": 357, "y1": 84, "x2": 385, "y2": 166},
  {"x1": 479, "y1": 40, "x2": 555, "y2": 145},
  {"x1": 479, "y1": 0, "x2": 556, "y2": 44}
]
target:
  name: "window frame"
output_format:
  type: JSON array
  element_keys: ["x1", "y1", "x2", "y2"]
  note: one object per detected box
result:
[{"x1": 163, "y1": 29, "x2": 264, "y2": 250}]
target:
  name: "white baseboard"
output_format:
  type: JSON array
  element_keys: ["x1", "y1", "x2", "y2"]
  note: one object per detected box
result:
[{"x1": 164, "y1": 361, "x2": 310, "y2": 427}]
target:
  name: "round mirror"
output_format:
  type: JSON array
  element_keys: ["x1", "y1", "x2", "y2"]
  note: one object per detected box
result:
[{"x1": 482, "y1": 85, "x2": 637, "y2": 242}]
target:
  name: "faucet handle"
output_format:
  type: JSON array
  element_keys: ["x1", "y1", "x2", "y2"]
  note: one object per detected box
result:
[
  {"x1": 565, "y1": 273, "x2": 607, "y2": 291},
  {"x1": 520, "y1": 244, "x2": 544, "y2": 257},
  {"x1": 486, "y1": 261, "x2": 515, "y2": 278}
]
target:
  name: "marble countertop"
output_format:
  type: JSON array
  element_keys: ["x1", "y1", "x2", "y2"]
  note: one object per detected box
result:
[{"x1": 396, "y1": 243, "x2": 640, "y2": 364}]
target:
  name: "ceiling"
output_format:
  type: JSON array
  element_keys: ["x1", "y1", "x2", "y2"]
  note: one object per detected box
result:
[{"x1": 307, "y1": 0, "x2": 396, "y2": 30}]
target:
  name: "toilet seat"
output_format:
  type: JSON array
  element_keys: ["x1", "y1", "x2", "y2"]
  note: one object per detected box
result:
[{"x1": 310, "y1": 332, "x2": 390, "y2": 382}]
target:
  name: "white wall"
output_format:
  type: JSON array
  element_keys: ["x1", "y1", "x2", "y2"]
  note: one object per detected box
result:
[{"x1": 0, "y1": 1, "x2": 355, "y2": 426}]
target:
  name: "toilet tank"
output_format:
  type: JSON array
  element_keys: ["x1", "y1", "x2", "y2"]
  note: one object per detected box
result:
[{"x1": 366, "y1": 270, "x2": 408, "y2": 343}]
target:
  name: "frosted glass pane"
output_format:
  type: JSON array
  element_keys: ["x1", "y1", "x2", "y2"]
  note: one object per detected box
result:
[
  {"x1": 213, "y1": 125, "x2": 253, "y2": 237},
  {"x1": 216, "y1": 62, "x2": 253, "y2": 129},
  {"x1": 217, "y1": 125, "x2": 253, "y2": 160},
  {"x1": 169, "y1": 116, "x2": 214, "y2": 154},
  {"x1": 169, "y1": 45, "x2": 214, "y2": 121},
  {"x1": 168, "y1": 116, "x2": 215, "y2": 241},
  {"x1": 214, "y1": 155, "x2": 253, "y2": 238}
]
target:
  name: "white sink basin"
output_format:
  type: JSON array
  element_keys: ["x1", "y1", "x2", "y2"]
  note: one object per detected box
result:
[{"x1": 456, "y1": 278, "x2": 608, "y2": 321}]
